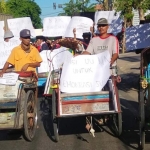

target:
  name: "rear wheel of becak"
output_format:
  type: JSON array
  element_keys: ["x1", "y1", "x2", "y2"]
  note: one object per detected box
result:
[
  {"x1": 51, "y1": 89, "x2": 59, "y2": 142},
  {"x1": 24, "y1": 90, "x2": 37, "y2": 141},
  {"x1": 139, "y1": 89, "x2": 145, "y2": 149}
]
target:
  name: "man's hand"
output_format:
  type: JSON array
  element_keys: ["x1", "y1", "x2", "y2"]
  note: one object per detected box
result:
[
  {"x1": 116, "y1": 75, "x2": 121, "y2": 83},
  {"x1": 21, "y1": 63, "x2": 29, "y2": 71},
  {"x1": 110, "y1": 58, "x2": 115, "y2": 65},
  {"x1": 73, "y1": 28, "x2": 76, "y2": 34}
]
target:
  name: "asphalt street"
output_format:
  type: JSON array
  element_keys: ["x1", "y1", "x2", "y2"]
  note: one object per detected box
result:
[{"x1": 0, "y1": 52, "x2": 150, "y2": 150}]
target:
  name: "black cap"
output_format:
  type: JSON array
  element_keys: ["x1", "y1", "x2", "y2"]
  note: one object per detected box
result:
[
  {"x1": 36, "y1": 35, "x2": 46, "y2": 41},
  {"x1": 20, "y1": 29, "x2": 31, "y2": 38}
]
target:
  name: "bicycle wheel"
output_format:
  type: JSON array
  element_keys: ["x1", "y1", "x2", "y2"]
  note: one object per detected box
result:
[
  {"x1": 139, "y1": 89, "x2": 145, "y2": 149},
  {"x1": 24, "y1": 90, "x2": 37, "y2": 141},
  {"x1": 51, "y1": 89, "x2": 59, "y2": 142}
]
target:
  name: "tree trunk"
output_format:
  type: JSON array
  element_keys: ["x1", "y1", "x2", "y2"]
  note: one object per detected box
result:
[
  {"x1": 138, "y1": 8, "x2": 145, "y2": 24},
  {"x1": 103, "y1": 0, "x2": 109, "y2": 10},
  {"x1": 122, "y1": 18, "x2": 126, "y2": 53}
]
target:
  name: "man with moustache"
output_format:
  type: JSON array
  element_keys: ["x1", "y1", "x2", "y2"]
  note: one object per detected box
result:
[
  {"x1": 80, "y1": 18, "x2": 120, "y2": 81},
  {"x1": 0, "y1": 29, "x2": 42, "y2": 76}
]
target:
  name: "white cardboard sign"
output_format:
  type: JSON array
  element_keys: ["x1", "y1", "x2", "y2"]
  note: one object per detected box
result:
[
  {"x1": 38, "y1": 47, "x2": 72, "y2": 73},
  {"x1": 60, "y1": 50, "x2": 110, "y2": 93},
  {"x1": 7, "y1": 17, "x2": 36, "y2": 38},
  {"x1": 64, "y1": 16, "x2": 93, "y2": 39},
  {"x1": 0, "y1": 21, "x2": 4, "y2": 42},
  {"x1": 43, "y1": 16, "x2": 71, "y2": 37},
  {"x1": 0, "y1": 38, "x2": 21, "y2": 69}
]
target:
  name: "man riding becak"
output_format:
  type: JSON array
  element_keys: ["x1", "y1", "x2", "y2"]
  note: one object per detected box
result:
[{"x1": 0, "y1": 29, "x2": 42, "y2": 77}]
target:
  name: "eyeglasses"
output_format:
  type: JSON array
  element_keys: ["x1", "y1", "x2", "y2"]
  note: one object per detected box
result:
[{"x1": 97, "y1": 24, "x2": 108, "y2": 28}]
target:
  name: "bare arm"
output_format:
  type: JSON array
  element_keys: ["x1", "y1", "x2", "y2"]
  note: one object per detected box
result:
[
  {"x1": 73, "y1": 28, "x2": 76, "y2": 40},
  {"x1": 0, "y1": 62, "x2": 11, "y2": 76},
  {"x1": 28, "y1": 62, "x2": 41, "y2": 68},
  {"x1": 21, "y1": 62, "x2": 41, "y2": 71},
  {"x1": 111, "y1": 53, "x2": 118, "y2": 65}
]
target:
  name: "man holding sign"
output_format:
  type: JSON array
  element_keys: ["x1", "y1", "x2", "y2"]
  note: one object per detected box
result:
[
  {"x1": 80, "y1": 18, "x2": 120, "y2": 81},
  {"x1": 0, "y1": 29, "x2": 42, "y2": 76}
]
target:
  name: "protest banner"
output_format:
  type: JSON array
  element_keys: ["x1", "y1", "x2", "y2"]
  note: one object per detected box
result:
[
  {"x1": 126, "y1": 23, "x2": 150, "y2": 51},
  {"x1": 0, "y1": 21, "x2": 4, "y2": 42},
  {"x1": 64, "y1": 16, "x2": 93, "y2": 39},
  {"x1": 94, "y1": 11, "x2": 122, "y2": 35},
  {"x1": 43, "y1": 16, "x2": 71, "y2": 37},
  {"x1": 60, "y1": 50, "x2": 110, "y2": 93},
  {"x1": 0, "y1": 38, "x2": 21, "y2": 69},
  {"x1": 7, "y1": 17, "x2": 35, "y2": 38},
  {"x1": 38, "y1": 47, "x2": 72, "y2": 73}
]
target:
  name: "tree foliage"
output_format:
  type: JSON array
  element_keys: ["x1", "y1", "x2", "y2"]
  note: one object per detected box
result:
[
  {"x1": 58, "y1": 0, "x2": 96, "y2": 16},
  {"x1": 114, "y1": 0, "x2": 150, "y2": 20},
  {"x1": 6, "y1": 0, "x2": 42, "y2": 28},
  {"x1": 0, "y1": 0, "x2": 7, "y2": 13}
]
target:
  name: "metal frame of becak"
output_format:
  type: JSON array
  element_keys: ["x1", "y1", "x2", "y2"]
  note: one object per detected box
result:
[
  {"x1": 138, "y1": 47, "x2": 150, "y2": 149},
  {"x1": 0, "y1": 71, "x2": 38, "y2": 141},
  {"x1": 45, "y1": 69, "x2": 122, "y2": 142}
]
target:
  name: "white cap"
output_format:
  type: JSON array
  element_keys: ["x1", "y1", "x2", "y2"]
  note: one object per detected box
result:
[{"x1": 4, "y1": 30, "x2": 14, "y2": 39}]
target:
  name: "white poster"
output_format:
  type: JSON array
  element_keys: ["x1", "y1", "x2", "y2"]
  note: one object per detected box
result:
[
  {"x1": 38, "y1": 47, "x2": 73, "y2": 73},
  {"x1": 43, "y1": 16, "x2": 71, "y2": 37},
  {"x1": 0, "y1": 21, "x2": 4, "y2": 42},
  {"x1": 64, "y1": 16, "x2": 93, "y2": 39},
  {"x1": 0, "y1": 38, "x2": 21, "y2": 69},
  {"x1": 60, "y1": 50, "x2": 110, "y2": 93},
  {"x1": 0, "y1": 72, "x2": 19, "y2": 85},
  {"x1": 95, "y1": 11, "x2": 115, "y2": 25},
  {"x1": 94, "y1": 11, "x2": 122, "y2": 35},
  {"x1": 7, "y1": 17, "x2": 35, "y2": 38}
]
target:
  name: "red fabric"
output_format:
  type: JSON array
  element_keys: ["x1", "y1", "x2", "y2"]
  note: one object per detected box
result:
[{"x1": 37, "y1": 45, "x2": 41, "y2": 52}]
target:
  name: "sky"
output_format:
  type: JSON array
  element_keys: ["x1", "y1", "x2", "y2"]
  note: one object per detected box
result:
[{"x1": 34, "y1": 0, "x2": 96, "y2": 20}]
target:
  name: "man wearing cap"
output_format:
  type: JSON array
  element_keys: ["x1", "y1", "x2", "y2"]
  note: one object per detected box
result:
[
  {"x1": 80, "y1": 18, "x2": 119, "y2": 79},
  {"x1": 4, "y1": 30, "x2": 14, "y2": 42},
  {"x1": 0, "y1": 29, "x2": 42, "y2": 76}
]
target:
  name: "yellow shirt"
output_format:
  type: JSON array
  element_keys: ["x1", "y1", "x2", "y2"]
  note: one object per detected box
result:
[{"x1": 7, "y1": 45, "x2": 42, "y2": 72}]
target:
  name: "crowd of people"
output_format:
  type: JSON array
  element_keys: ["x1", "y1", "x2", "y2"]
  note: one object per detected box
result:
[{"x1": 0, "y1": 17, "x2": 121, "y2": 83}]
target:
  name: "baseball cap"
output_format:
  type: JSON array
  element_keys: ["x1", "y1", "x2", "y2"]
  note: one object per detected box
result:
[
  {"x1": 97, "y1": 18, "x2": 109, "y2": 25},
  {"x1": 20, "y1": 29, "x2": 31, "y2": 38},
  {"x1": 4, "y1": 30, "x2": 14, "y2": 39}
]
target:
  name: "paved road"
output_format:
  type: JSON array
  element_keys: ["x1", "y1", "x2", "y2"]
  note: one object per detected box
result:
[{"x1": 0, "y1": 52, "x2": 150, "y2": 150}]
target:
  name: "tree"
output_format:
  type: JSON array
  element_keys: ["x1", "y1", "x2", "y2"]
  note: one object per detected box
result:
[
  {"x1": 58, "y1": 0, "x2": 96, "y2": 16},
  {"x1": 6, "y1": 0, "x2": 42, "y2": 28},
  {"x1": 0, "y1": 0, "x2": 7, "y2": 13},
  {"x1": 114, "y1": 0, "x2": 150, "y2": 24}
]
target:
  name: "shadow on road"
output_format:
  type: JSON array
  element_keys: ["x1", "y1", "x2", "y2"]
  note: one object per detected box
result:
[
  {"x1": 39, "y1": 95, "x2": 150, "y2": 150},
  {"x1": 118, "y1": 55, "x2": 140, "y2": 62},
  {"x1": 118, "y1": 72, "x2": 139, "y2": 92}
]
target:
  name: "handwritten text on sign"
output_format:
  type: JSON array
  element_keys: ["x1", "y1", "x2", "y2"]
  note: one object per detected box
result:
[
  {"x1": 7, "y1": 17, "x2": 35, "y2": 38},
  {"x1": 43, "y1": 16, "x2": 71, "y2": 37},
  {"x1": 60, "y1": 50, "x2": 111, "y2": 93},
  {"x1": 0, "y1": 72, "x2": 19, "y2": 85},
  {"x1": 64, "y1": 16, "x2": 93, "y2": 39},
  {"x1": 0, "y1": 39, "x2": 21, "y2": 69}
]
